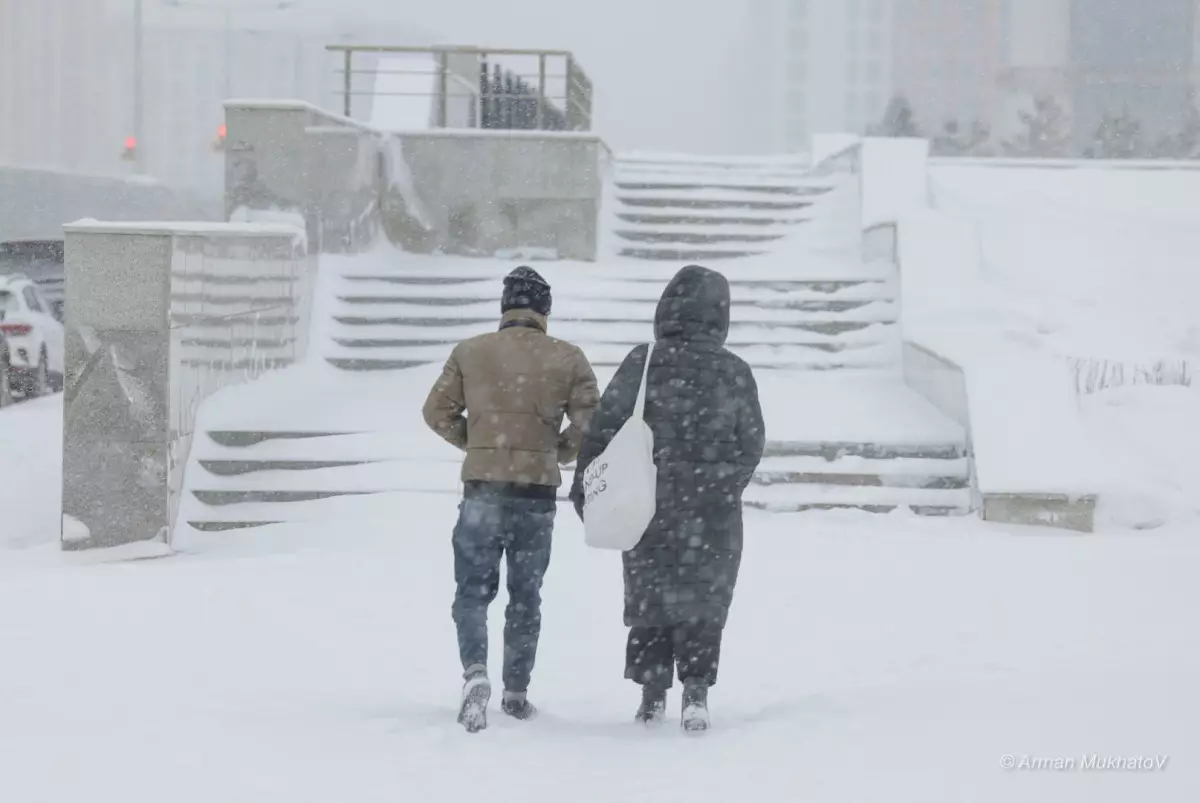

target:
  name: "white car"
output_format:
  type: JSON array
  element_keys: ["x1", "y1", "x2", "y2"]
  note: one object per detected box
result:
[{"x1": 0, "y1": 274, "x2": 64, "y2": 397}]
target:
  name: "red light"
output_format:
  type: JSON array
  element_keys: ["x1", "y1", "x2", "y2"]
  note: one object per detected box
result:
[
  {"x1": 124, "y1": 136, "x2": 137, "y2": 150},
  {"x1": 217, "y1": 124, "x2": 227, "y2": 138},
  {"x1": 1, "y1": 323, "x2": 32, "y2": 336}
]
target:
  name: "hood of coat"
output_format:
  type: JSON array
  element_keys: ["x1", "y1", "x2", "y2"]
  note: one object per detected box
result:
[{"x1": 653, "y1": 264, "x2": 731, "y2": 345}]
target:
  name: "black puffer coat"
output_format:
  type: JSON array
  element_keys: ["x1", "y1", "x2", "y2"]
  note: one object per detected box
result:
[{"x1": 570, "y1": 265, "x2": 766, "y2": 628}]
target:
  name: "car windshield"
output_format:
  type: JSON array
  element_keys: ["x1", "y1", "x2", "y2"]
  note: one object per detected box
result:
[{"x1": 0, "y1": 291, "x2": 18, "y2": 316}]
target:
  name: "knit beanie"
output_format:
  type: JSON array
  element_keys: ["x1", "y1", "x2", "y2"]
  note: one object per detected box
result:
[{"x1": 501, "y1": 266, "x2": 552, "y2": 316}]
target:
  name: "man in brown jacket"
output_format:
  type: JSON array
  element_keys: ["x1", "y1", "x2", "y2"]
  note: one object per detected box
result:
[{"x1": 423, "y1": 266, "x2": 598, "y2": 733}]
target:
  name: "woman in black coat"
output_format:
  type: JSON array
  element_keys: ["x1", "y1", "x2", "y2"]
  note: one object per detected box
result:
[{"x1": 570, "y1": 264, "x2": 766, "y2": 731}]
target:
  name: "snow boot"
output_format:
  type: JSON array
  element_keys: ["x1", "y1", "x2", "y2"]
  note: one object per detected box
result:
[
  {"x1": 680, "y1": 679, "x2": 710, "y2": 734},
  {"x1": 457, "y1": 665, "x2": 491, "y2": 733},
  {"x1": 500, "y1": 690, "x2": 539, "y2": 721},
  {"x1": 635, "y1": 686, "x2": 668, "y2": 725}
]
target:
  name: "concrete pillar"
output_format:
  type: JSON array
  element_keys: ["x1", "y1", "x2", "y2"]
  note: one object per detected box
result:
[{"x1": 60, "y1": 221, "x2": 309, "y2": 550}]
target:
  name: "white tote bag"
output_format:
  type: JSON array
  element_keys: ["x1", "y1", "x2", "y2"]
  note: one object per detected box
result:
[{"x1": 582, "y1": 345, "x2": 658, "y2": 551}]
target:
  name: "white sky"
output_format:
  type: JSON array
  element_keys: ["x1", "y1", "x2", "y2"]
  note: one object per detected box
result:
[{"x1": 130, "y1": 0, "x2": 757, "y2": 153}]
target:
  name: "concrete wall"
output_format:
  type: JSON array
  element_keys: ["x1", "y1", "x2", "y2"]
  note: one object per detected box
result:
[
  {"x1": 224, "y1": 100, "x2": 607, "y2": 260},
  {"x1": 60, "y1": 221, "x2": 312, "y2": 550},
  {"x1": 901, "y1": 340, "x2": 980, "y2": 513},
  {"x1": 395, "y1": 130, "x2": 607, "y2": 260},
  {"x1": 0, "y1": 166, "x2": 215, "y2": 244},
  {"x1": 224, "y1": 101, "x2": 397, "y2": 255}
]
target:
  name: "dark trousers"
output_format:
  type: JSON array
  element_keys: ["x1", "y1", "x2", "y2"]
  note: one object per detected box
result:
[
  {"x1": 625, "y1": 620, "x2": 724, "y2": 690},
  {"x1": 451, "y1": 495, "x2": 555, "y2": 693}
]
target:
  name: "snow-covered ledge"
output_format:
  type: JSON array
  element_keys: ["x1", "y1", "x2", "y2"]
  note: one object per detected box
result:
[
  {"x1": 876, "y1": 220, "x2": 1100, "y2": 532},
  {"x1": 901, "y1": 338, "x2": 1100, "y2": 532},
  {"x1": 60, "y1": 220, "x2": 313, "y2": 551}
]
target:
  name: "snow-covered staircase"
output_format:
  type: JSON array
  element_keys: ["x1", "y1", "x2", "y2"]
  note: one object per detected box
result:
[
  {"x1": 179, "y1": 260, "x2": 971, "y2": 533},
  {"x1": 322, "y1": 262, "x2": 901, "y2": 373},
  {"x1": 176, "y1": 147, "x2": 973, "y2": 535},
  {"x1": 607, "y1": 153, "x2": 833, "y2": 262}
]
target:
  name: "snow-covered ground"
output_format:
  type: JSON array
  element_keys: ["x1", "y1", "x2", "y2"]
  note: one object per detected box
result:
[
  {"x1": 0, "y1": 395, "x2": 62, "y2": 549},
  {"x1": 3, "y1": 392, "x2": 1200, "y2": 801},
  {"x1": 2, "y1": 510, "x2": 1198, "y2": 799},
  {"x1": 899, "y1": 164, "x2": 1200, "y2": 529},
  {"x1": 924, "y1": 165, "x2": 1200, "y2": 364}
]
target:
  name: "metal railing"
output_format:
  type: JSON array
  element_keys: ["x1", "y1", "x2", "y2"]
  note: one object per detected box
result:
[{"x1": 325, "y1": 45, "x2": 594, "y2": 132}]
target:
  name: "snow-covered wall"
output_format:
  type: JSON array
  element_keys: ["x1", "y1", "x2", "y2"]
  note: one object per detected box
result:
[
  {"x1": 60, "y1": 221, "x2": 311, "y2": 551},
  {"x1": 224, "y1": 98, "x2": 608, "y2": 260},
  {"x1": 224, "y1": 100, "x2": 406, "y2": 254},
  {"x1": 896, "y1": 209, "x2": 1108, "y2": 511}
]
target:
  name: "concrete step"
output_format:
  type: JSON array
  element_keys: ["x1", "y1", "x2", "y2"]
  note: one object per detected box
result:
[
  {"x1": 196, "y1": 453, "x2": 968, "y2": 489},
  {"x1": 612, "y1": 229, "x2": 788, "y2": 245},
  {"x1": 206, "y1": 430, "x2": 351, "y2": 448},
  {"x1": 617, "y1": 247, "x2": 768, "y2": 261},
  {"x1": 331, "y1": 337, "x2": 882, "y2": 352},
  {"x1": 615, "y1": 212, "x2": 808, "y2": 226},
  {"x1": 324, "y1": 319, "x2": 896, "y2": 344},
  {"x1": 199, "y1": 458, "x2": 373, "y2": 476},
  {"x1": 324, "y1": 357, "x2": 896, "y2": 372},
  {"x1": 184, "y1": 486, "x2": 972, "y2": 529},
  {"x1": 320, "y1": 334, "x2": 901, "y2": 369},
  {"x1": 754, "y1": 471, "x2": 968, "y2": 490},
  {"x1": 616, "y1": 196, "x2": 815, "y2": 211},
  {"x1": 742, "y1": 483, "x2": 971, "y2": 513},
  {"x1": 743, "y1": 501, "x2": 970, "y2": 516},
  {"x1": 332, "y1": 260, "x2": 895, "y2": 284},
  {"x1": 613, "y1": 181, "x2": 827, "y2": 196},
  {"x1": 329, "y1": 297, "x2": 899, "y2": 324},
  {"x1": 763, "y1": 441, "x2": 969, "y2": 460},
  {"x1": 336, "y1": 275, "x2": 894, "y2": 301},
  {"x1": 335, "y1": 294, "x2": 884, "y2": 314},
  {"x1": 192, "y1": 489, "x2": 375, "y2": 506},
  {"x1": 331, "y1": 317, "x2": 896, "y2": 337},
  {"x1": 188, "y1": 465, "x2": 968, "y2": 500}
]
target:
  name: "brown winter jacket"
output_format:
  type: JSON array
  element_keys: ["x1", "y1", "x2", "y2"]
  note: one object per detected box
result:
[{"x1": 422, "y1": 309, "x2": 600, "y2": 489}]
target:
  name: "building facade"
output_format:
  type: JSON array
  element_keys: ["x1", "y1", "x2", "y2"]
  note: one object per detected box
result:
[
  {"x1": 0, "y1": 0, "x2": 115, "y2": 173},
  {"x1": 896, "y1": 0, "x2": 1200, "y2": 146},
  {"x1": 1068, "y1": 0, "x2": 1198, "y2": 147},
  {"x1": 891, "y1": 0, "x2": 1009, "y2": 134},
  {"x1": 751, "y1": 0, "x2": 895, "y2": 153},
  {"x1": 0, "y1": 1, "x2": 432, "y2": 203}
]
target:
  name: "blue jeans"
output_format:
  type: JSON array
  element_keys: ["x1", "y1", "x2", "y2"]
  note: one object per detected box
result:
[{"x1": 451, "y1": 496, "x2": 556, "y2": 693}]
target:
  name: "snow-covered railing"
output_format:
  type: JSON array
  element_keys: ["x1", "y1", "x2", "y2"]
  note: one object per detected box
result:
[
  {"x1": 326, "y1": 44, "x2": 593, "y2": 132},
  {"x1": 60, "y1": 220, "x2": 312, "y2": 551}
]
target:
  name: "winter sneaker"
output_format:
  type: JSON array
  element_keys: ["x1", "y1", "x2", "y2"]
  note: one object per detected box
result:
[
  {"x1": 680, "y1": 679, "x2": 710, "y2": 734},
  {"x1": 500, "y1": 690, "x2": 539, "y2": 721},
  {"x1": 635, "y1": 687, "x2": 667, "y2": 725},
  {"x1": 457, "y1": 665, "x2": 492, "y2": 734}
]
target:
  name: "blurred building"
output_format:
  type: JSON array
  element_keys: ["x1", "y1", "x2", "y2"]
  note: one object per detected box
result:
[
  {"x1": 891, "y1": 0, "x2": 1009, "y2": 134},
  {"x1": 1067, "y1": 0, "x2": 1198, "y2": 146},
  {"x1": 750, "y1": 0, "x2": 896, "y2": 153},
  {"x1": 0, "y1": 0, "x2": 114, "y2": 173},
  {"x1": 0, "y1": 0, "x2": 434, "y2": 204},
  {"x1": 895, "y1": 0, "x2": 1200, "y2": 145}
]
